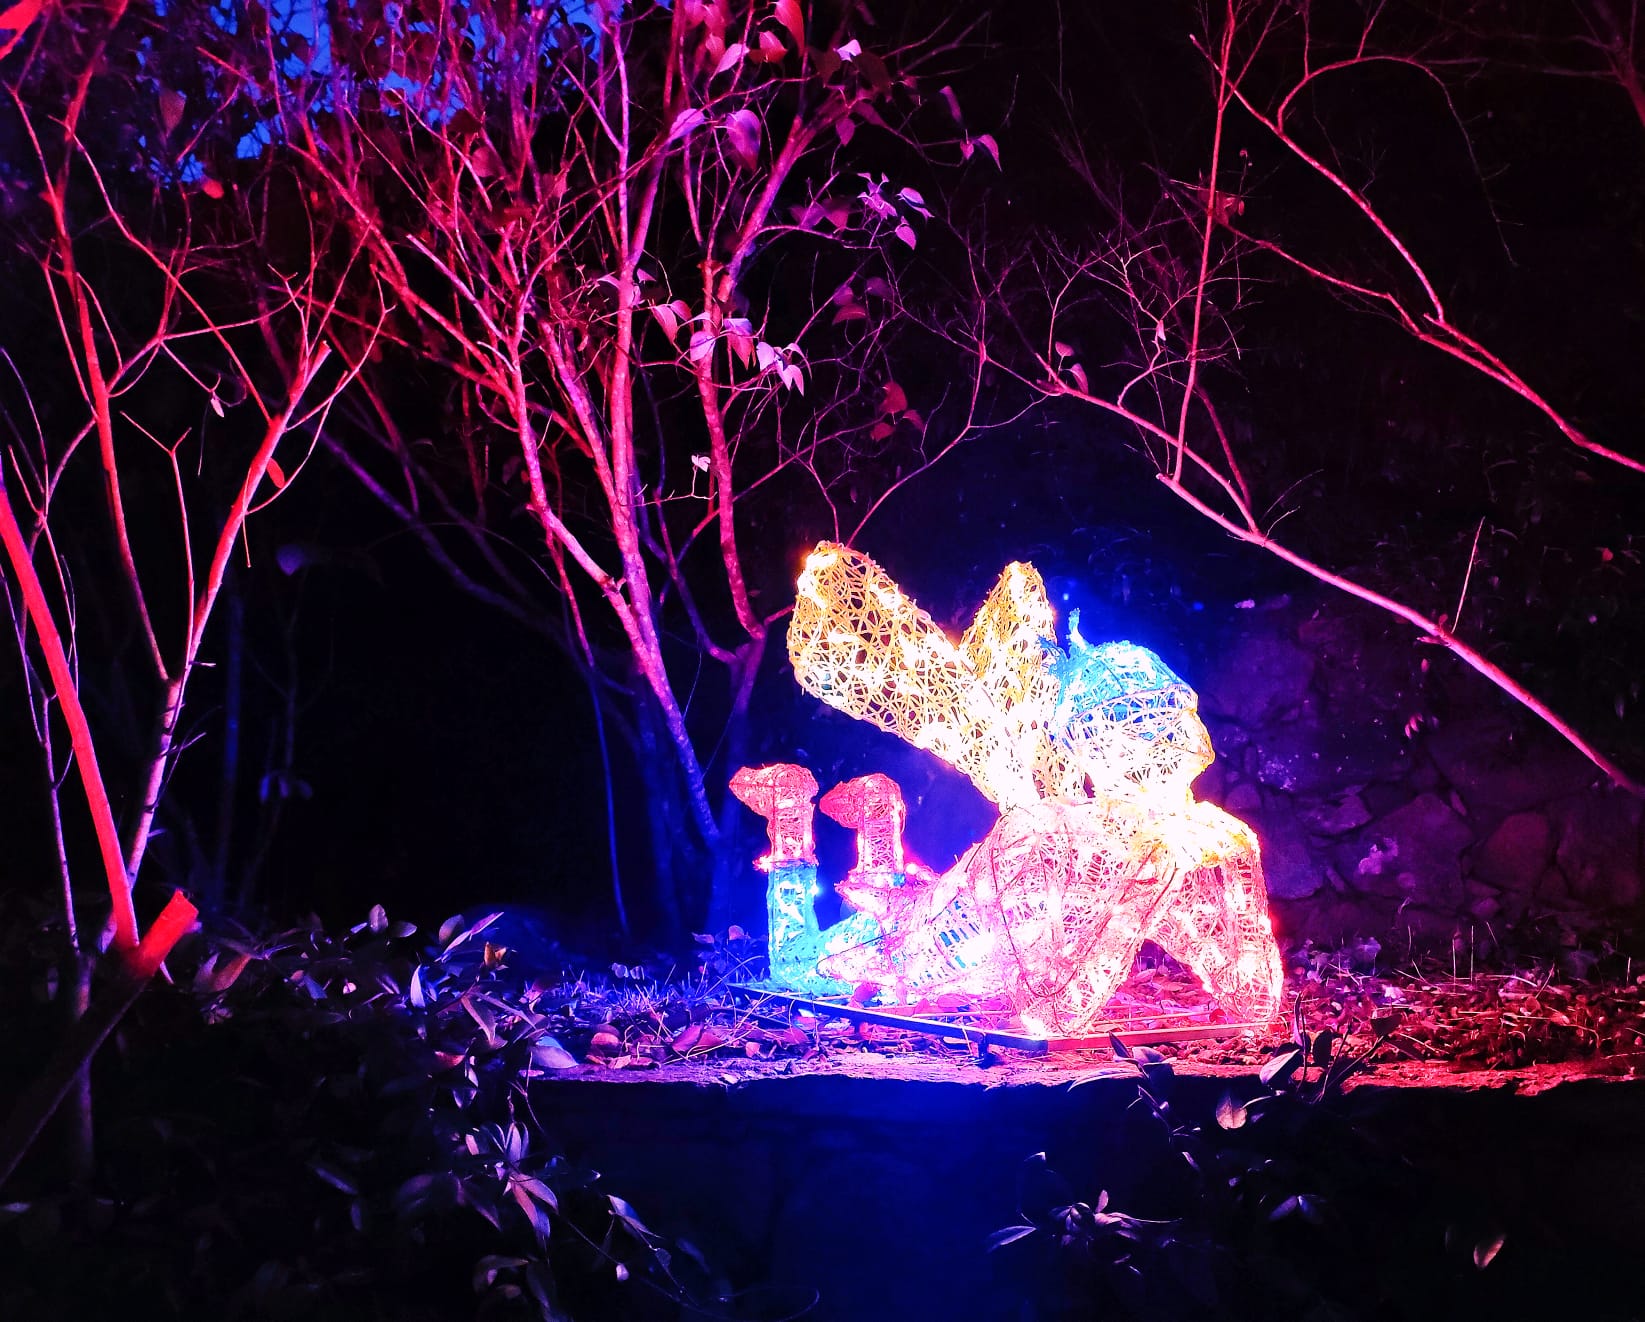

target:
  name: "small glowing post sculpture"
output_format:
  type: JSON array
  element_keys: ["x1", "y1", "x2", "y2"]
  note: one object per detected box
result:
[
  {"x1": 729, "y1": 764, "x2": 879, "y2": 997},
  {"x1": 738, "y1": 542, "x2": 1285, "y2": 1036}
]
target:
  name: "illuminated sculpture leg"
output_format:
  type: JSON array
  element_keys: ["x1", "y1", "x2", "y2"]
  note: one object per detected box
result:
[
  {"x1": 815, "y1": 771, "x2": 976, "y2": 999},
  {"x1": 818, "y1": 861, "x2": 1002, "y2": 1001},
  {"x1": 1138, "y1": 807, "x2": 1285, "y2": 1023},
  {"x1": 996, "y1": 799, "x2": 1283, "y2": 1029},
  {"x1": 729, "y1": 764, "x2": 878, "y2": 996},
  {"x1": 965, "y1": 800, "x2": 1183, "y2": 1035}
]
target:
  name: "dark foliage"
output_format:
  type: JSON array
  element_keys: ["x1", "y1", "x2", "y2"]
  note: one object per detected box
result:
[
  {"x1": 989, "y1": 1009, "x2": 1638, "y2": 1321},
  {"x1": 0, "y1": 906, "x2": 744, "y2": 1321}
]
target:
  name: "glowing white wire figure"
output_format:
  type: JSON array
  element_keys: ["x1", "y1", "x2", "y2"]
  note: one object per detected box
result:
[{"x1": 736, "y1": 543, "x2": 1284, "y2": 1035}]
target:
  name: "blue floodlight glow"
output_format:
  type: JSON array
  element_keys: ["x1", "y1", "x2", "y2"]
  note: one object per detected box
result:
[{"x1": 1045, "y1": 611, "x2": 1192, "y2": 746}]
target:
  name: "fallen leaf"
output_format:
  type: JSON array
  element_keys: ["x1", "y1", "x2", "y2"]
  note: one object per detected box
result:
[{"x1": 530, "y1": 1037, "x2": 579, "y2": 1070}]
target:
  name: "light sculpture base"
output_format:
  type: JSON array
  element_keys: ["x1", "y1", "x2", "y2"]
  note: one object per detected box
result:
[{"x1": 735, "y1": 543, "x2": 1285, "y2": 1037}]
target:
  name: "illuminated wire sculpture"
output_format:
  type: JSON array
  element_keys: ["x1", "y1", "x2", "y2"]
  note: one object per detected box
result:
[{"x1": 737, "y1": 542, "x2": 1284, "y2": 1035}]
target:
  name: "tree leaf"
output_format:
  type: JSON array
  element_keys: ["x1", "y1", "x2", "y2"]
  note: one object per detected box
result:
[
  {"x1": 1269, "y1": 1193, "x2": 1326, "y2": 1225},
  {"x1": 897, "y1": 186, "x2": 930, "y2": 217},
  {"x1": 396, "y1": 1172, "x2": 460, "y2": 1222},
  {"x1": 1215, "y1": 1093, "x2": 1248, "y2": 1129},
  {"x1": 713, "y1": 42, "x2": 747, "y2": 77},
  {"x1": 651, "y1": 302, "x2": 681, "y2": 341},
  {"x1": 1259, "y1": 1047, "x2": 1302, "y2": 1086},
  {"x1": 441, "y1": 911, "x2": 503, "y2": 957},
  {"x1": 265, "y1": 457, "x2": 288, "y2": 490},
  {"x1": 511, "y1": 1182, "x2": 552, "y2": 1241},
  {"x1": 725, "y1": 108, "x2": 761, "y2": 170},
  {"x1": 158, "y1": 88, "x2": 187, "y2": 140},
  {"x1": 775, "y1": 0, "x2": 804, "y2": 51},
  {"x1": 893, "y1": 221, "x2": 917, "y2": 249},
  {"x1": 987, "y1": 1224, "x2": 1037, "y2": 1251},
  {"x1": 473, "y1": 1255, "x2": 530, "y2": 1292},
  {"x1": 667, "y1": 107, "x2": 706, "y2": 143},
  {"x1": 309, "y1": 1160, "x2": 359, "y2": 1196},
  {"x1": 853, "y1": 50, "x2": 892, "y2": 94},
  {"x1": 515, "y1": 1176, "x2": 559, "y2": 1212},
  {"x1": 1474, "y1": 1232, "x2": 1506, "y2": 1269},
  {"x1": 210, "y1": 951, "x2": 253, "y2": 993}
]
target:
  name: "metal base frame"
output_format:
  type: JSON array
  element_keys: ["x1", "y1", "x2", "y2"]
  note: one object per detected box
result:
[{"x1": 733, "y1": 984, "x2": 1264, "y2": 1058}]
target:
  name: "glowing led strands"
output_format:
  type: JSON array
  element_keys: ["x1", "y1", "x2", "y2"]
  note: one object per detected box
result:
[{"x1": 739, "y1": 543, "x2": 1284, "y2": 1034}]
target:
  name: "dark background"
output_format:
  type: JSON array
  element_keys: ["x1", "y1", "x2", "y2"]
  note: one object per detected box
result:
[{"x1": 3, "y1": 0, "x2": 1643, "y2": 949}]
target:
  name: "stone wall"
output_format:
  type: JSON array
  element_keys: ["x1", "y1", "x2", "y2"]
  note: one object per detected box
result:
[
  {"x1": 1187, "y1": 598, "x2": 1644, "y2": 953},
  {"x1": 533, "y1": 1064, "x2": 1645, "y2": 1322}
]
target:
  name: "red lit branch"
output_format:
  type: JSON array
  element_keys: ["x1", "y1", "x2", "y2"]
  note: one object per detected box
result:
[{"x1": 0, "y1": 461, "x2": 138, "y2": 951}]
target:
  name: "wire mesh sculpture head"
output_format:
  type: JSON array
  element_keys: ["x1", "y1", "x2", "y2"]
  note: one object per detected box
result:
[{"x1": 1045, "y1": 620, "x2": 1215, "y2": 800}]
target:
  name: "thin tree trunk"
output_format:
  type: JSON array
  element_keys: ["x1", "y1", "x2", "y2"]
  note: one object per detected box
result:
[
  {"x1": 39, "y1": 697, "x2": 93, "y2": 1182},
  {"x1": 586, "y1": 672, "x2": 628, "y2": 938},
  {"x1": 0, "y1": 891, "x2": 196, "y2": 1193},
  {"x1": 633, "y1": 686, "x2": 686, "y2": 939},
  {"x1": 213, "y1": 586, "x2": 245, "y2": 907},
  {"x1": 121, "y1": 674, "x2": 184, "y2": 896},
  {"x1": 65, "y1": 953, "x2": 94, "y2": 1184},
  {"x1": 707, "y1": 637, "x2": 766, "y2": 928}
]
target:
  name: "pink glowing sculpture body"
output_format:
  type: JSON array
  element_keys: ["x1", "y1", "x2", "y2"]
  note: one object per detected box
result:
[{"x1": 736, "y1": 543, "x2": 1284, "y2": 1035}]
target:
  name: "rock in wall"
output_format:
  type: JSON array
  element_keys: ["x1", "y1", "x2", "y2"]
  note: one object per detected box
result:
[{"x1": 1186, "y1": 597, "x2": 1644, "y2": 953}]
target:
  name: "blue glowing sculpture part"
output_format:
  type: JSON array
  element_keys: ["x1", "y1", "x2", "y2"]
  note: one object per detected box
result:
[
  {"x1": 765, "y1": 862, "x2": 881, "y2": 997},
  {"x1": 1044, "y1": 612, "x2": 1213, "y2": 795},
  {"x1": 1046, "y1": 614, "x2": 1186, "y2": 739}
]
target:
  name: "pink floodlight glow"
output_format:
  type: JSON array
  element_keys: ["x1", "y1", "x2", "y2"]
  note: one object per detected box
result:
[{"x1": 734, "y1": 543, "x2": 1285, "y2": 1036}]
